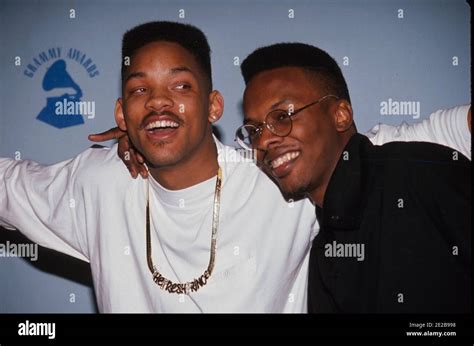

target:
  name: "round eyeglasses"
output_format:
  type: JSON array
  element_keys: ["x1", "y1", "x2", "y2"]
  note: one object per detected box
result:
[{"x1": 235, "y1": 94, "x2": 339, "y2": 151}]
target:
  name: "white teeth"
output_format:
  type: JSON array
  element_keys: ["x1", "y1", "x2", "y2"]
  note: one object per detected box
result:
[
  {"x1": 271, "y1": 151, "x2": 300, "y2": 169},
  {"x1": 145, "y1": 120, "x2": 179, "y2": 130}
]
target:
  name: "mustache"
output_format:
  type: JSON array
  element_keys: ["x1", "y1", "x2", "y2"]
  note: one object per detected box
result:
[{"x1": 138, "y1": 111, "x2": 183, "y2": 130}]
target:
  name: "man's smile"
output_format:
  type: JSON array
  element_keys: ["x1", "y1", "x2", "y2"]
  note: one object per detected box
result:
[
  {"x1": 141, "y1": 114, "x2": 182, "y2": 141},
  {"x1": 265, "y1": 149, "x2": 301, "y2": 178}
]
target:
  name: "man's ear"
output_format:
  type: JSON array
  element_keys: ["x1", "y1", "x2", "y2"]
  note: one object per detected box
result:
[
  {"x1": 208, "y1": 90, "x2": 224, "y2": 124},
  {"x1": 114, "y1": 98, "x2": 128, "y2": 131},
  {"x1": 333, "y1": 100, "x2": 354, "y2": 133}
]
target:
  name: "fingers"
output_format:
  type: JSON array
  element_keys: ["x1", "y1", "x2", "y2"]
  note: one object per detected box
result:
[
  {"x1": 118, "y1": 135, "x2": 136, "y2": 178},
  {"x1": 136, "y1": 151, "x2": 145, "y2": 164},
  {"x1": 130, "y1": 147, "x2": 148, "y2": 179},
  {"x1": 132, "y1": 150, "x2": 148, "y2": 178},
  {"x1": 88, "y1": 127, "x2": 125, "y2": 142},
  {"x1": 90, "y1": 127, "x2": 147, "y2": 179},
  {"x1": 137, "y1": 155, "x2": 148, "y2": 179},
  {"x1": 118, "y1": 136, "x2": 147, "y2": 179}
]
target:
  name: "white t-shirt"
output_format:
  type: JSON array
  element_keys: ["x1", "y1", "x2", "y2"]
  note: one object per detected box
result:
[
  {"x1": 0, "y1": 137, "x2": 318, "y2": 312},
  {"x1": 0, "y1": 104, "x2": 470, "y2": 312}
]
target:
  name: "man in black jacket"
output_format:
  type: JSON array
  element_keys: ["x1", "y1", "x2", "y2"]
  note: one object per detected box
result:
[{"x1": 237, "y1": 43, "x2": 470, "y2": 313}]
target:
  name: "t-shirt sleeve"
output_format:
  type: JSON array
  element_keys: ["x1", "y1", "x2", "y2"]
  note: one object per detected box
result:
[
  {"x1": 365, "y1": 104, "x2": 471, "y2": 160},
  {"x1": 0, "y1": 148, "x2": 105, "y2": 262}
]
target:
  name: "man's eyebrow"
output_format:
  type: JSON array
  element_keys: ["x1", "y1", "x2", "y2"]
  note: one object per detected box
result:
[
  {"x1": 269, "y1": 99, "x2": 292, "y2": 110},
  {"x1": 124, "y1": 71, "x2": 146, "y2": 84},
  {"x1": 124, "y1": 67, "x2": 194, "y2": 84},
  {"x1": 170, "y1": 66, "x2": 194, "y2": 75},
  {"x1": 243, "y1": 99, "x2": 293, "y2": 123}
]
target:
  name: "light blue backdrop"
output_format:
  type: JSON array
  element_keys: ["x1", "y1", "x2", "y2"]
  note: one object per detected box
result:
[{"x1": 0, "y1": 0, "x2": 470, "y2": 312}]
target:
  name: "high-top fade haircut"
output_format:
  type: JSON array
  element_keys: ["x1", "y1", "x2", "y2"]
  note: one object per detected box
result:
[
  {"x1": 121, "y1": 21, "x2": 212, "y2": 91},
  {"x1": 241, "y1": 43, "x2": 350, "y2": 104}
]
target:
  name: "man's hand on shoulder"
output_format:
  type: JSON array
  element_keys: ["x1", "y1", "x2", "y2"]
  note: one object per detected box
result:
[{"x1": 88, "y1": 127, "x2": 148, "y2": 179}]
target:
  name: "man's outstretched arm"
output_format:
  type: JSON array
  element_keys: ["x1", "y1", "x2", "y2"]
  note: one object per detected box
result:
[
  {"x1": 89, "y1": 104, "x2": 472, "y2": 177},
  {"x1": 0, "y1": 153, "x2": 92, "y2": 262},
  {"x1": 365, "y1": 104, "x2": 471, "y2": 159}
]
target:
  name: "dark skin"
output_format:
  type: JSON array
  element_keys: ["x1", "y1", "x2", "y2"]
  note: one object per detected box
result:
[
  {"x1": 242, "y1": 68, "x2": 472, "y2": 206},
  {"x1": 242, "y1": 66, "x2": 354, "y2": 206},
  {"x1": 103, "y1": 65, "x2": 353, "y2": 206},
  {"x1": 89, "y1": 127, "x2": 148, "y2": 178},
  {"x1": 91, "y1": 68, "x2": 472, "y2": 203},
  {"x1": 109, "y1": 41, "x2": 224, "y2": 189}
]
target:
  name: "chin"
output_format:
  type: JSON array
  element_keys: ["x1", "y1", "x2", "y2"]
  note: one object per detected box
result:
[
  {"x1": 138, "y1": 140, "x2": 180, "y2": 164},
  {"x1": 138, "y1": 146, "x2": 180, "y2": 167},
  {"x1": 146, "y1": 154, "x2": 182, "y2": 168},
  {"x1": 276, "y1": 177, "x2": 309, "y2": 202}
]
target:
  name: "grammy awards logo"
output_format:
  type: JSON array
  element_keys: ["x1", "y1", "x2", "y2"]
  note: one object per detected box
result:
[{"x1": 24, "y1": 47, "x2": 99, "y2": 129}]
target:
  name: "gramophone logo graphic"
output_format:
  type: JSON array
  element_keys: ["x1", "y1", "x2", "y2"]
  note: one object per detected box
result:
[{"x1": 36, "y1": 59, "x2": 84, "y2": 128}]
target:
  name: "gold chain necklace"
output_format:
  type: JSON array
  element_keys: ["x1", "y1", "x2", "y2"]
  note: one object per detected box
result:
[{"x1": 146, "y1": 167, "x2": 222, "y2": 295}]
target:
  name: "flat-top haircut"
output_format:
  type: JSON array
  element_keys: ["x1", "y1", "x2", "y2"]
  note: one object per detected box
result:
[
  {"x1": 121, "y1": 21, "x2": 212, "y2": 90},
  {"x1": 241, "y1": 43, "x2": 350, "y2": 103}
]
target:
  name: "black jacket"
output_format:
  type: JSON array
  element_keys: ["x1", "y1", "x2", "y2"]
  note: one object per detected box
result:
[{"x1": 308, "y1": 133, "x2": 471, "y2": 313}]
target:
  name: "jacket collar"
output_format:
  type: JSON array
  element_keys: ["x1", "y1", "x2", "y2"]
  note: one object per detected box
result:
[{"x1": 317, "y1": 133, "x2": 374, "y2": 230}]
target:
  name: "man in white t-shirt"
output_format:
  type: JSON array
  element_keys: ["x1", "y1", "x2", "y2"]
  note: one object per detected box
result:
[
  {"x1": 1, "y1": 21, "x2": 318, "y2": 312},
  {"x1": 1, "y1": 22, "x2": 470, "y2": 313}
]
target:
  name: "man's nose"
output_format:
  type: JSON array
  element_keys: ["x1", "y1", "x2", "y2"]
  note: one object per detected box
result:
[
  {"x1": 145, "y1": 89, "x2": 174, "y2": 112},
  {"x1": 256, "y1": 124, "x2": 284, "y2": 151}
]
